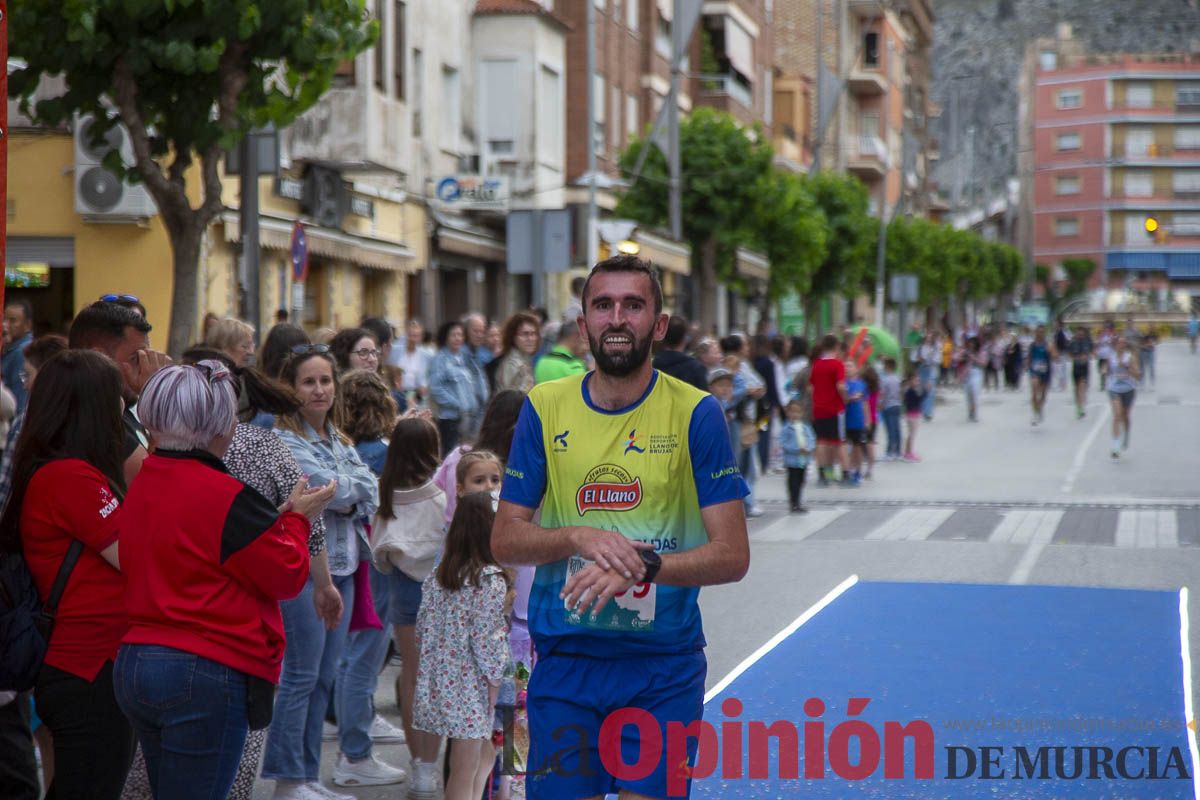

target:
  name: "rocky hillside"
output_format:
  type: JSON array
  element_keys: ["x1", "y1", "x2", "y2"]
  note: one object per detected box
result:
[{"x1": 931, "y1": 0, "x2": 1200, "y2": 204}]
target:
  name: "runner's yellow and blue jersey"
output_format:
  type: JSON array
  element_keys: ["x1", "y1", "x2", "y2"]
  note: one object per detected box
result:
[{"x1": 501, "y1": 370, "x2": 748, "y2": 657}]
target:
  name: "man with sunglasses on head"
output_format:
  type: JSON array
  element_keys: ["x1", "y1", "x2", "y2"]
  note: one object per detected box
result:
[{"x1": 68, "y1": 301, "x2": 171, "y2": 485}]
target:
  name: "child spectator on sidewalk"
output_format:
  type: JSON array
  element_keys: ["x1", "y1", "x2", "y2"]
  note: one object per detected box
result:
[
  {"x1": 843, "y1": 361, "x2": 867, "y2": 485},
  {"x1": 903, "y1": 371, "x2": 925, "y2": 463},
  {"x1": 879, "y1": 358, "x2": 903, "y2": 461},
  {"x1": 780, "y1": 398, "x2": 816, "y2": 514}
]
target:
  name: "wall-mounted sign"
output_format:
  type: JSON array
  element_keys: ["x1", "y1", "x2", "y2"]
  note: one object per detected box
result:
[{"x1": 435, "y1": 175, "x2": 509, "y2": 210}]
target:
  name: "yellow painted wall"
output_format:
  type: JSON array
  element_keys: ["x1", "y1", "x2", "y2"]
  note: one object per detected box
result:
[{"x1": 7, "y1": 132, "x2": 176, "y2": 338}]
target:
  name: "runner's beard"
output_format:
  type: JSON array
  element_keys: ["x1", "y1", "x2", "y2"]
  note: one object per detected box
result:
[{"x1": 589, "y1": 328, "x2": 653, "y2": 378}]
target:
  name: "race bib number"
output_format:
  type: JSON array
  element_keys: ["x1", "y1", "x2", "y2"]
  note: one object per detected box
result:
[{"x1": 563, "y1": 556, "x2": 656, "y2": 632}]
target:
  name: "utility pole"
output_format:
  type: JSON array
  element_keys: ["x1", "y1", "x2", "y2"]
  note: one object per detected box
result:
[
  {"x1": 586, "y1": 0, "x2": 598, "y2": 271},
  {"x1": 812, "y1": 0, "x2": 823, "y2": 172},
  {"x1": 668, "y1": 0, "x2": 683, "y2": 241}
]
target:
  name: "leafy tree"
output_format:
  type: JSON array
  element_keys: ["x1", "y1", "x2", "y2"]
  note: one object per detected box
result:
[
  {"x1": 804, "y1": 170, "x2": 875, "y2": 332},
  {"x1": 1035, "y1": 257, "x2": 1096, "y2": 317},
  {"x1": 753, "y1": 171, "x2": 827, "y2": 303},
  {"x1": 617, "y1": 107, "x2": 774, "y2": 329},
  {"x1": 10, "y1": 0, "x2": 376, "y2": 355}
]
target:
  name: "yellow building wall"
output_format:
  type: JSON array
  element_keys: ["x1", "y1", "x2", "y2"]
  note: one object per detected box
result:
[{"x1": 7, "y1": 132, "x2": 176, "y2": 339}]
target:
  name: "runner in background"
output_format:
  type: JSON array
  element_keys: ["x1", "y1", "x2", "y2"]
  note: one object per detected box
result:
[
  {"x1": 1107, "y1": 336, "x2": 1140, "y2": 460},
  {"x1": 1027, "y1": 325, "x2": 1054, "y2": 426},
  {"x1": 1069, "y1": 325, "x2": 1093, "y2": 419}
]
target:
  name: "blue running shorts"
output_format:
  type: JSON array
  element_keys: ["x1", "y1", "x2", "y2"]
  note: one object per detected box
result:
[{"x1": 526, "y1": 650, "x2": 707, "y2": 800}]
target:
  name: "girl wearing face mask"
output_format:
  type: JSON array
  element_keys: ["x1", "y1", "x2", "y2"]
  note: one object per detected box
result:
[{"x1": 369, "y1": 417, "x2": 448, "y2": 798}]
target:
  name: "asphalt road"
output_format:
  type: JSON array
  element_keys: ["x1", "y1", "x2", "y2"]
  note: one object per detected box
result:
[{"x1": 254, "y1": 339, "x2": 1200, "y2": 799}]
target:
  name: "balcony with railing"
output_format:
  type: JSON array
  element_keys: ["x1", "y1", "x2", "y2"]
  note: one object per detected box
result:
[
  {"x1": 848, "y1": 135, "x2": 888, "y2": 179},
  {"x1": 848, "y1": 61, "x2": 887, "y2": 96}
]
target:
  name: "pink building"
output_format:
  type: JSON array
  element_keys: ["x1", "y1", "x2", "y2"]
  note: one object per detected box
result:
[{"x1": 1021, "y1": 29, "x2": 1200, "y2": 308}]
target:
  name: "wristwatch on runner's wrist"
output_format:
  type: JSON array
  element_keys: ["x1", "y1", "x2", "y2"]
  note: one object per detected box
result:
[{"x1": 639, "y1": 549, "x2": 662, "y2": 584}]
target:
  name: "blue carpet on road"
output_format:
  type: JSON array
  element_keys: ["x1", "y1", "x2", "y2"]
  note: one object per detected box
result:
[{"x1": 693, "y1": 581, "x2": 1197, "y2": 798}]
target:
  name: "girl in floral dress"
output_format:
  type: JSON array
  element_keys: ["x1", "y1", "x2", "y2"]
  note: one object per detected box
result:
[{"x1": 413, "y1": 491, "x2": 511, "y2": 800}]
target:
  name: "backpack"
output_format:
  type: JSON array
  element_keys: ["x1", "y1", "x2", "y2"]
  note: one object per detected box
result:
[{"x1": 0, "y1": 540, "x2": 83, "y2": 691}]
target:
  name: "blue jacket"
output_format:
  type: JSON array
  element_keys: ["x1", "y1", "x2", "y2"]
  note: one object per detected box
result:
[
  {"x1": 429, "y1": 348, "x2": 488, "y2": 421},
  {"x1": 275, "y1": 422, "x2": 380, "y2": 577},
  {"x1": 781, "y1": 420, "x2": 816, "y2": 469},
  {"x1": 2, "y1": 331, "x2": 32, "y2": 412}
]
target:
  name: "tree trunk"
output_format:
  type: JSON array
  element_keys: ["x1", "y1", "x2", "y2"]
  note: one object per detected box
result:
[
  {"x1": 166, "y1": 222, "x2": 203, "y2": 358},
  {"x1": 697, "y1": 237, "x2": 719, "y2": 334}
]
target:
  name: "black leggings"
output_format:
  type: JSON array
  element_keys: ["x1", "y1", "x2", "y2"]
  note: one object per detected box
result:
[
  {"x1": 787, "y1": 466, "x2": 808, "y2": 508},
  {"x1": 35, "y1": 661, "x2": 135, "y2": 800}
]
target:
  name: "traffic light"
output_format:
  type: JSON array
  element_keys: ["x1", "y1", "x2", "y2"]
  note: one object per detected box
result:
[{"x1": 1145, "y1": 216, "x2": 1159, "y2": 236}]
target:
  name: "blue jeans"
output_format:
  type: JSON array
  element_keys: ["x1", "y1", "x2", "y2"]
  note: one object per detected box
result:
[
  {"x1": 336, "y1": 564, "x2": 393, "y2": 761},
  {"x1": 919, "y1": 364, "x2": 938, "y2": 418},
  {"x1": 261, "y1": 573, "x2": 355, "y2": 781},
  {"x1": 882, "y1": 406, "x2": 902, "y2": 456},
  {"x1": 114, "y1": 645, "x2": 248, "y2": 800}
]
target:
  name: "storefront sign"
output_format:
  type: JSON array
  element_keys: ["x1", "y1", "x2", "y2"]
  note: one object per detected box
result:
[
  {"x1": 276, "y1": 177, "x2": 304, "y2": 202},
  {"x1": 349, "y1": 196, "x2": 375, "y2": 219},
  {"x1": 435, "y1": 175, "x2": 509, "y2": 210}
]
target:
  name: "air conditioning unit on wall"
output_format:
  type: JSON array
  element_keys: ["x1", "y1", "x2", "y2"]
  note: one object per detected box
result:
[{"x1": 74, "y1": 115, "x2": 158, "y2": 222}]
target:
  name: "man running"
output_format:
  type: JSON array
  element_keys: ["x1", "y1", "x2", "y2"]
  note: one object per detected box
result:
[
  {"x1": 1068, "y1": 324, "x2": 1093, "y2": 419},
  {"x1": 492, "y1": 255, "x2": 750, "y2": 800},
  {"x1": 1027, "y1": 325, "x2": 1054, "y2": 425}
]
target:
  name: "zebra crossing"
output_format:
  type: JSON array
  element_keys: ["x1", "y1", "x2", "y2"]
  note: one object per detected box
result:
[{"x1": 750, "y1": 504, "x2": 1200, "y2": 549}]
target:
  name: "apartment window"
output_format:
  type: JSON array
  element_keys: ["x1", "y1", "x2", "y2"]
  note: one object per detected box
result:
[
  {"x1": 1125, "y1": 170, "x2": 1153, "y2": 197},
  {"x1": 1055, "y1": 217, "x2": 1079, "y2": 237},
  {"x1": 627, "y1": 0, "x2": 638, "y2": 31},
  {"x1": 1055, "y1": 131, "x2": 1080, "y2": 151},
  {"x1": 482, "y1": 60, "x2": 517, "y2": 158},
  {"x1": 1126, "y1": 81, "x2": 1153, "y2": 108},
  {"x1": 412, "y1": 49, "x2": 423, "y2": 137},
  {"x1": 863, "y1": 32, "x2": 879, "y2": 68},
  {"x1": 656, "y1": 13, "x2": 671, "y2": 58},
  {"x1": 393, "y1": 2, "x2": 406, "y2": 99},
  {"x1": 626, "y1": 93, "x2": 638, "y2": 137},
  {"x1": 441, "y1": 65, "x2": 460, "y2": 151},
  {"x1": 593, "y1": 73, "x2": 606, "y2": 154},
  {"x1": 538, "y1": 66, "x2": 562, "y2": 164},
  {"x1": 1126, "y1": 127, "x2": 1154, "y2": 156},
  {"x1": 1124, "y1": 214, "x2": 1149, "y2": 243},
  {"x1": 860, "y1": 111, "x2": 880, "y2": 156},
  {"x1": 1056, "y1": 89, "x2": 1082, "y2": 109},
  {"x1": 1175, "y1": 126, "x2": 1200, "y2": 150},
  {"x1": 1173, "y1": 170, "x2": 1200, "y2": 195},
  {"x1": 1174, "y1": 212, "x2": 1200, "y2": 235},
  {"x1": 1177, "y1": 83, "x2": 1200, "y2": 107},
  {"x1": 1055, "y1": 175, "x2": 1080, "y2": 195},
  {"x1": 374, "y1": 0, "x2": 385, "y2": 91},
  {"x1": 1039, "y1": 50, "x2": 1057, "y2": 71}
]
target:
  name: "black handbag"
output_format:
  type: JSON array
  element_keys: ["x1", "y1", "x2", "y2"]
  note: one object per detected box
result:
[{"x1": 245, "y1": 674, "x2": 276, "y2": 730}]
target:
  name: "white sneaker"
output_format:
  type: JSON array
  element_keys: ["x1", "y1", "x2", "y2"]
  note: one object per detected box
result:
[
  {"x1": 333, "y1": 753, "x2": 407, "y2": 787},
  {"x1": 321, "y1": 720, "x2": 337, "y2": 741},
  {"x1": 305, "y1": 781, "x2": 355, "y2": 800},
  {"x1": 271, "y1": 780, "x2": 322, "y2": 800},
  {"x1": 368, "y1": 713, "x2": 406, "y2": 743},
  {"x1": 407, "y1": 759, "x2": 440, "y2": 800},
  {"x1": 746, "y1": 505, "x2": 765, "y2": 518}
]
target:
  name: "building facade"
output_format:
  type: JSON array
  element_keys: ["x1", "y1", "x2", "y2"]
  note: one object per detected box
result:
[{"x1": 1022, "y1": 27, "x2": 1200, "y2": 311}]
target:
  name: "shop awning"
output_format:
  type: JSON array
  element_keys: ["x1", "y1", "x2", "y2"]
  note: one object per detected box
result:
[
  {"x1": 432, "y1": 210, "x2": 507, "y2": 263},
  {"x1": 221, "y1": 212, "x2": 417, "y2": 273},
  {"x1": 634, "y1": 229, "x2": 691, "y2": 276}
]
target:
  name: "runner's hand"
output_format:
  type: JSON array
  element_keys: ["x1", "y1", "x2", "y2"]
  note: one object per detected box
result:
[
  {"x1": 567, "y1": 527, "x2": 652, "y2": 580},
  {"x1": 313, "y1": 584, "x2": 343, "y2": 630},
  {"x1": 561, "y1": 563, "x2": 638, "y2": 617}
]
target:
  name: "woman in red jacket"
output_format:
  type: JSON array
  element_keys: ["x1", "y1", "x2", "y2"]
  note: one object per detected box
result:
[
  {"x1": 113, "y1": 362, "x2": 334, "y2": 800},
  {"x1": 0, "y1": 349, "x2": 133, "y2": 799}
]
